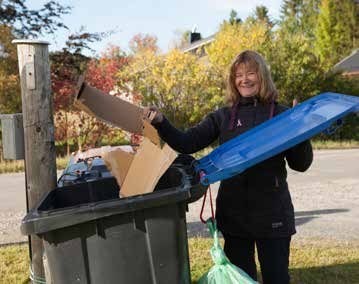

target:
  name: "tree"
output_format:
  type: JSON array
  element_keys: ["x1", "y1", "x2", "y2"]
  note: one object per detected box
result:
[
  {"x1": 300, "y1": 0, "x2": 321, "y2": 39},
  {"x1": 117, "y1": 47, "x2": 217, "y2": 129},
  {"x1": 50, "y1": 31, "x2": 125, "y2": 154},
  {"x1": 254, "y1": 5, "x2": 273, "y2": 27},
  {"x1": 81, "y1": 45, "x2": 129, "y2": 148},
  {"x1": 170, "y1": 29, "x2": 191, "y2": 49},
  {"x1": 268, "y1": 30, "x2": 323, "y2": 105},
  {"x1": 0, "y1": 0, "x2": 71, "y2": 37},
  {"x1": 280, "y1": 0, "x2": 303, "y2": 21},
  {"x1": 315, "y1": 0, "x2": 359, "y2": 70},
  {"x1": 0, "y1": 25, "x2": 20, "y2": 114},
  {"x1": 228, "y1": 9, "x2": 242, "y2": 25},
  {"x1": 205, "y1": 20, "x2": 272, "y2": 81},
  {"x1": 129, "y1": 33, "x2": 159, "y2": 54},
  {"x1": 280, "y1": 0, "x2": 321, "y2": 38},
  {"x1": 51, "y1": 30, "x2": 105, "y2": 112},
  {"x1": 0, "y1": 0, "x2": 71, "y2": 113}
]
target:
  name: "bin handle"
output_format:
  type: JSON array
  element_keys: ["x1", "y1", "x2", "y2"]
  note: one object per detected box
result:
[
  {"x1": 323, "y1": 118, "x2": 343, "y2": 135},
  {"x1": 199, "y1": 171, "x2": 215, "y2": 224}
]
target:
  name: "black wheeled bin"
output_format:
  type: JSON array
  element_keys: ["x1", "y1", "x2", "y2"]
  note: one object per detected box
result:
[{"x1": 21, "y1": 155, "x2": 206, "y2": 284}]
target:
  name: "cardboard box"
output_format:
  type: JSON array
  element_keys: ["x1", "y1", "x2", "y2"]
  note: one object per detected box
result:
[{"x1": 74, "y1": 80, "x2": 177, "y2": 197}]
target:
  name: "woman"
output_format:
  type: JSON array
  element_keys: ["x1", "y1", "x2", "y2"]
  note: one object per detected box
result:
[{"x1": 145, "y1": 50, "x2": 313, "y2": 284}]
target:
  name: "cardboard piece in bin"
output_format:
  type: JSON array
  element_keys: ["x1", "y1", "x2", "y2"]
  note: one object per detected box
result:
[
  {"x1": 103, "y1": 138, "x2": 178, "y2": 197},
  {"x1": 74, "y1": 80, "x2": 177, "y2": 197}
]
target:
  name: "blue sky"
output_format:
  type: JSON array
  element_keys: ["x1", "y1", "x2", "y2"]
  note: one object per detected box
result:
[{"x1": 28, "y1": 0, "x2": 283, "y2": 55}]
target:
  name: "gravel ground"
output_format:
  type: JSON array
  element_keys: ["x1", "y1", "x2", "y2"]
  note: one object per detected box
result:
[{"x1": 0, "y1": 149, "x2": 358, "y2": 245}]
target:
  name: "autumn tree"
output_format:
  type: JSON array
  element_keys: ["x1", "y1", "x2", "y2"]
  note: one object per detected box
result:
[
  {"x1": 0, "y1": 0, "x2": 71, "y2": 114},
  {"x1": 79, "y1": 45, "x2": 129, "y2": 149},
  {"x1": 0, "y1": 25, "x2": 20, "y2": 114},
  {"x1": 129, "y1": 33, "x2": 159, "y2": 54},
  {"x1": 117, "y1": 46, "x2": 217, "y2": 129},
  {"x1": 205, "y1": 20, "x2": 272, "y2": 82},
  {"x1": 51, "y1": 30, "x2": 128, "y2": 154}
]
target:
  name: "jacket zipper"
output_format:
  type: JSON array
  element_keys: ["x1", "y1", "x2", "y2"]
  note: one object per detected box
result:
[{"x1": 253, "y1": 98, "x2": 258, "y2": 127}]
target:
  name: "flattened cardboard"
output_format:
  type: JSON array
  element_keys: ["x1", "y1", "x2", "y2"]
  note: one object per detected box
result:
[
  {"x1": 143, "y1": 120, "x2": 160, "y2": 146},
  {"x1": 120, "y1": 138, "x2": 177, "y2": 198},
  {"x1": 102, "y1": 150, "x2": 134, "y2": 187},
  {"x1": 150, "y1": 143, "x2": 178, "y2": 191},
  {"x1": 156, "y1": 144, "x2": 178, "y2": 179},
  {"x1": 75, "y1": 82, "x2": 144, "y2": 134},
  {"x1": 73, "y1": 80, "x2": 178, "y2": 198}
]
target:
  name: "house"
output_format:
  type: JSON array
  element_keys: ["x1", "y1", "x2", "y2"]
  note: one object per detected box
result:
[
  {"x1": 331, "y1": 49, "x2": 359, "y2": 77},
  {"x1": 180, "y1": 32, "x2": 215, "y2": 56}
]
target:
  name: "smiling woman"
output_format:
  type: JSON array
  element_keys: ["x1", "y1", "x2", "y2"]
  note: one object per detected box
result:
[
  {"x1": 146, "y1": 49, "x2": 313, "y2": 283},
  {"x1": 226, "y1": 50, "x2": 278, "y2": 104}
]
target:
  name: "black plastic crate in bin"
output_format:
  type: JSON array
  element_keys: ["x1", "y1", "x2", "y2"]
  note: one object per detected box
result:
[{"x1": 21, "y1": 156, "x2": 207, "y2": 284}]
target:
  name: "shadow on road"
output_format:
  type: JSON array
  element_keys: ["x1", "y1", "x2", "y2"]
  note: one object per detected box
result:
[
  {"x1": 295, "y1": 208, "x2": 349, "y2": 226},
  {"x1": 295, "y1": 208, "x2": 349, "y2": 217},
  {"x1": 187, "y1": 208, "x2": 349, "y2": 238}
]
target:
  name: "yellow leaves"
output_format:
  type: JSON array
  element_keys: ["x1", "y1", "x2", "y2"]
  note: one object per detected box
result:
[
  {"x1": 206, "y1": 21, "x2": 270, "y2": 73},
  {"x1": 116, "y1": 43, "x2": 221, "y2": 128},
  {"x1": 116, "y1": 22, "x2": 270, "y2": 128}
]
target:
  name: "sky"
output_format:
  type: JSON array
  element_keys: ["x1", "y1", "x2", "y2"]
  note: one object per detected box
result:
[{"x1": 28, "y1": 0, "x2": 283, "y2": 56}]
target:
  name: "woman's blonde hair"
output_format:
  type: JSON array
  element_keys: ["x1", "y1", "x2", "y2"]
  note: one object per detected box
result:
[{"x1": 226, "y1": 50, "x2": 278, "y2": 106}]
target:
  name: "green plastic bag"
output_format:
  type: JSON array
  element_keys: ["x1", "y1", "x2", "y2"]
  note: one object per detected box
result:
[{"x1": 198, "y1": 219, "x2": 259, "y2": 284}]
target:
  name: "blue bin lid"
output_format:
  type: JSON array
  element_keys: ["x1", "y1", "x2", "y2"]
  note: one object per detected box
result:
[{"x1": 195, "y1": 92, "x2": 359, "y2": 185}]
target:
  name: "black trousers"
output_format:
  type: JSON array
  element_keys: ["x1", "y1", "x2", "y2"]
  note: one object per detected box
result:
[{"x1": 223, "y1": 235, "x2": 291, "y2": 284}]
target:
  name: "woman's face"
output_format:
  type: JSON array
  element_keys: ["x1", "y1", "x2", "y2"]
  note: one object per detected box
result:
[{"x1": 235, "y1": 63, "x2": 260, "y2": 97}]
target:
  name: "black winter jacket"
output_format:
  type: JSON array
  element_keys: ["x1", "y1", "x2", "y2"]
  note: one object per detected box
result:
[{"x1": 153, "y1": 96, "x2": 313, "y2": 238}]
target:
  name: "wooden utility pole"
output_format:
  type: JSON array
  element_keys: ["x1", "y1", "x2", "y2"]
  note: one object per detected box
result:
[{"x1": 13, "y1": 40, "x2": 57, "y2": 283}]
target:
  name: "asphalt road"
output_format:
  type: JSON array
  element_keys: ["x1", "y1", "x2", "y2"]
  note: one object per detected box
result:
[{"x1": 0, "y1": 149, "x2": 358, "y2": 245}]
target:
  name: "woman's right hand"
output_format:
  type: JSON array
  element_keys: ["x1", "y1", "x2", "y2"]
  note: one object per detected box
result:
[{"x1": 143, "y1": 106, "x2": 164, "y2": 124}]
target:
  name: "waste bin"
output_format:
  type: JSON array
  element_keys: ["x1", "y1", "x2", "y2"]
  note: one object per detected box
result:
[{"x1": 21, "y1": 155, "x2": 206, "y2": 284}]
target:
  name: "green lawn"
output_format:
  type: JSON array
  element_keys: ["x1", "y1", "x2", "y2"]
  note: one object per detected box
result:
[{"x1": 1, "y1": 239, "x2": 358, "y2": 284}]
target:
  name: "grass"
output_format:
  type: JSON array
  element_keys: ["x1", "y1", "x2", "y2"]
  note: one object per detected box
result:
[
  {"x1": 0, "y1": 156, "x2": 68, "y2": 174},
  {"x1": 0, "y1": 244, "x2": 30, "y2": 284},
  {"x1": 1, "y1": 239, "x2": 358, "y2": 284},
  {"x1": 311, "y1": 139, "x2": 359, "y2": 150},
  {"x1": 189, "y1": 238, "x2": 359, "y2": 283}
]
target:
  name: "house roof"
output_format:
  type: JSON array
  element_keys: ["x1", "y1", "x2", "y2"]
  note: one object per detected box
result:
[
  {"x1": 181, "y1": 34, "x2": 216, "y2": 53},
  {"x1": 332, "y1": 49, "x2": 359, "y2": 74}
]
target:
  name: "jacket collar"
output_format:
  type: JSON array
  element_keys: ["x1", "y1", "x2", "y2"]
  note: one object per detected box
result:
[{"x1": 237, "y1": 95, "x2": 259, "y2": 106}]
